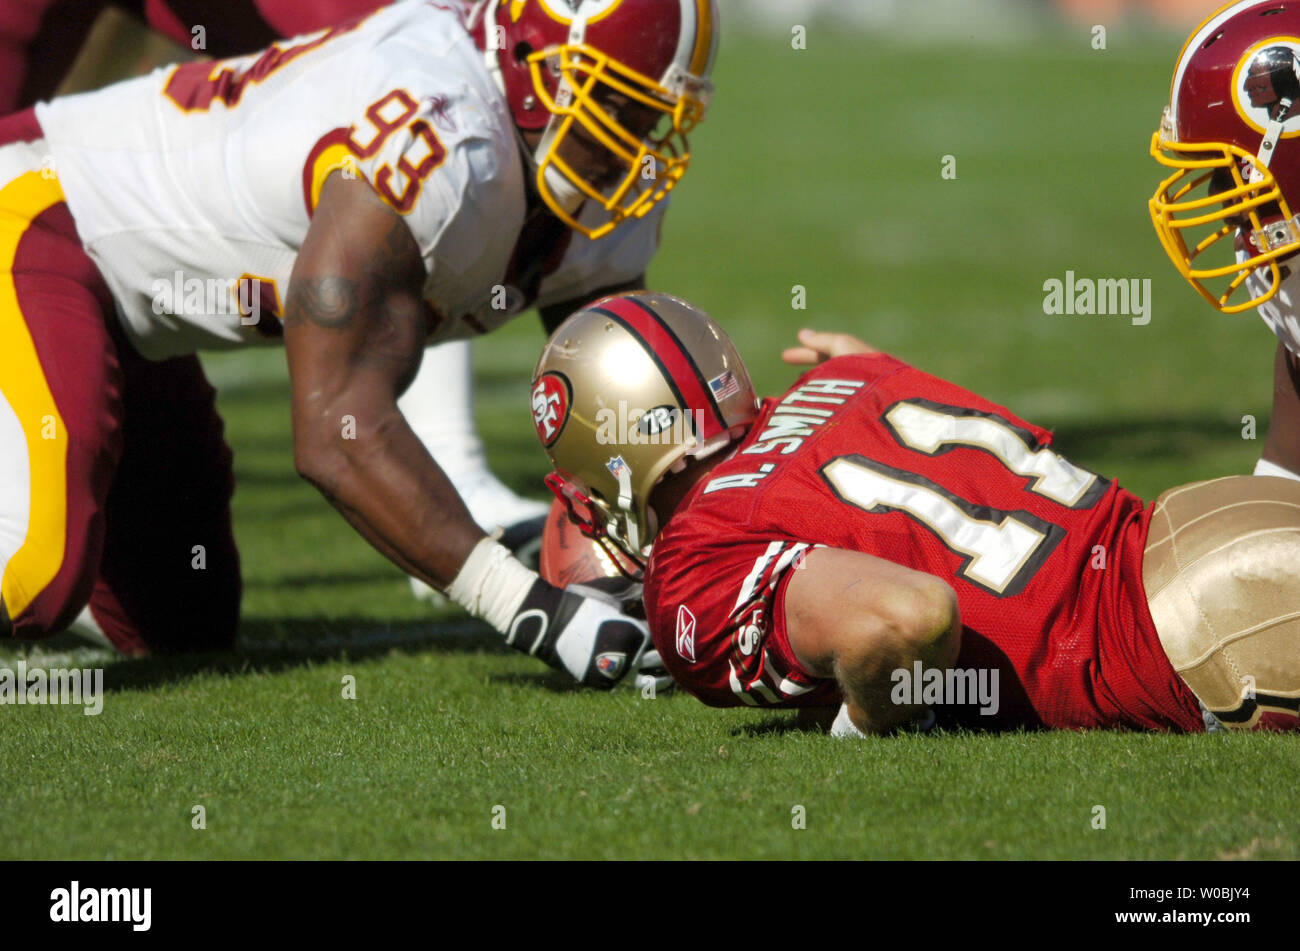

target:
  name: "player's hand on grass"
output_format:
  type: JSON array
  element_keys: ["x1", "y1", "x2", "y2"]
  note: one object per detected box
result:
[
  {"x1": 782, "y1": 329, "x2": 879, "y2": 366},
  {"x1": 508, "y1": 579, "x2": 655, "y2": 690}
]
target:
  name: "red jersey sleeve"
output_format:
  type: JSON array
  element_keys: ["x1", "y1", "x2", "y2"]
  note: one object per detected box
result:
[{"x1": 644, "y1": 513, "x2": 840, "y2": 709}]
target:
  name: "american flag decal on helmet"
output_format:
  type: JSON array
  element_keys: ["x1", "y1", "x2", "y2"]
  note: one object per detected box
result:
[{"x1": 709, "y1": 371, "x2": 740, "y2": 401}]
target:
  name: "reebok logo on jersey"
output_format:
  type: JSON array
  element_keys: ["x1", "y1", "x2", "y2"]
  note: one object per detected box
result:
[{"x1": 675, "y1": 605, "x2": 696, "y2": 663}]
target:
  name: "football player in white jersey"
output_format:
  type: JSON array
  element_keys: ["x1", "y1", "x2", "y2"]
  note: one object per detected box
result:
[
  {"x1": 1150, "y1": 0, "x2": 1300, "y2": 481},
  {"x1": 1, "y1": 0, "x2": 560, "y2": 579},
  {"x1": 0, "y1": 0, "x2": 718, "y2": 690}
]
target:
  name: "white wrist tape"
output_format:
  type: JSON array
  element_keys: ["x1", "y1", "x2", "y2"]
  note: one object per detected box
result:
[
  {"x1": 830, "y1": 703, "x2": 869, "y2": 739},
  {"x1": 446, "y1": 538, "x2": 538, "y2": 635},
  {"x1": 1254, "y1": 457, "x2": 1300, "y2": 482}
]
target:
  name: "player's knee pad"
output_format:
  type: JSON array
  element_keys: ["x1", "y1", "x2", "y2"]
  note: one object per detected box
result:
[{"x1": 1144, "y1": 476, "x2": 1300, "y2": 730}]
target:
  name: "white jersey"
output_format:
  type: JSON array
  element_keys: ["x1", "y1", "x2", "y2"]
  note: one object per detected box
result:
[
  {"x1": 1242, "y1": 248, "x2": 1300, "y2": 354},
  {"x1": 34, "y1": 0, "x2": 662, "y2": 360}
]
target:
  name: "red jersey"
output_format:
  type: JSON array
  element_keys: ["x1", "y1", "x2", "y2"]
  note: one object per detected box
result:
[{"x1": 643, "y1": 354, "x2": 1204, "y2": 732}]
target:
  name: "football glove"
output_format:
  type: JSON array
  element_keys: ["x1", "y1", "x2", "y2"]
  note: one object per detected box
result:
[{"x1": 506, "y1": 578, "x2": 656, "y2": 690}]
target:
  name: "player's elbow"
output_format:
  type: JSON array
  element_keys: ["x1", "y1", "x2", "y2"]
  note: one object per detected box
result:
[
  {"x1": 293, "y1": 430, "x2": 344, "y2": 496},
  {"x1": 898, "y1": 576, "x2": 961, "y2": 667},
  {"x1": 292, "y1": 397, "x2": 404, "y2": 495},
  {"x1": 847, "y1": 575, "x2": 960, "y2": 672},
  {"x1": 291, "y1": 403, "x2": 356, "y2": 496},
  {"x1": 786, "y1": 550, "x2": 960, "y2": 680}
]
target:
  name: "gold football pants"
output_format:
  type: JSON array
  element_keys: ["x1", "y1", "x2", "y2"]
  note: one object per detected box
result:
[{"x1": 1144, "y1": 475, "x2": 1300, "y2": 729}]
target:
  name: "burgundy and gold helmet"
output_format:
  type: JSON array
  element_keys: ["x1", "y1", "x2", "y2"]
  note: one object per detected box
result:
[
  {"x1": 468, "y1": 0, "x2": 718, "y2": 240},
  {"x1": 531, "y1": 292, "x2": 758, "y2": 569},
  {"x1": 1151, "y1": 0, "x2": 1300, "y2": 313}
]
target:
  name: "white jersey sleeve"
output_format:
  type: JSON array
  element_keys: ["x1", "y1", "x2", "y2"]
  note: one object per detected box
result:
[{"x1": 1243, "y1": 248, "x2": 1300, "y2": 355}]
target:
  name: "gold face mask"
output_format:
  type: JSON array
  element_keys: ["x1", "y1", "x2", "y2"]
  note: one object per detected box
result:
[
  {"x1": 1150, "y1": 109, "x2": 1300, "y2": 314},
  {"x1": 527, "y1": 43, "x2": 706, "y2": 240}
]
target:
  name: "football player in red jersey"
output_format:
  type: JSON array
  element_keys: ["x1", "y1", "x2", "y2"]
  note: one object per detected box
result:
[
  {"x1": 0, "y1": 0, "x2": 718, "y2": 692},
  {"x1": 1150, "y1": 0, "x2": 1300, "y2": 483},
  {"x1": 531, "y1": 292, "x2": 1300, "y2": 733}
]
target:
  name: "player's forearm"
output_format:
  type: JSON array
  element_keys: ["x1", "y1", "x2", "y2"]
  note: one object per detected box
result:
[{"x1": 294, "y1": 401, "x2": 485, "y2": 589}]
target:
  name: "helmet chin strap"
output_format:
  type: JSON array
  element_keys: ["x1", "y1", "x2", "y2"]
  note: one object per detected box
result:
[
  {"x1": 542, "y1": 163, "x2": 587, "y2": 214},
  {"x1": 612, "y1": 458, "x2": 640, "y2": 552},
  {"x1": 1256, "y1": 98, "x2": 1293, "y2": 171},
  {"x1": 479, "y1": 3, "x2": 605, "y2": 220},
  {"x1": 617, "y1": 430, "x2": 750, "y2": 557},
  {"x1": 532, "y1": 10, "x2": 592, "y2": 215},
  {"x1": 1244, "y1": 101, "x2": 1300, "y2": 265}
]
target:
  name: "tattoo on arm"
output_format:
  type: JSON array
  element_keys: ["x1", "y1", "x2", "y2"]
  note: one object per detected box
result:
[
  {"x1": 284, "y1": 276, "x2": 361, "y2": 329},
  {"x1": 286, "y1": 218, "x2": 423, "y2": 332}
]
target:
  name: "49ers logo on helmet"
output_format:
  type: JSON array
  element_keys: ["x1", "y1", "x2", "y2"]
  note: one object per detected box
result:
[{"x1": 532, "y1": 372, "x2": 572, "y2": 447}]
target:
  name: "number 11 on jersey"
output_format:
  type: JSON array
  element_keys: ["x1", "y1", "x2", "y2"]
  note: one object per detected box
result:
[{"x1": 821, "y1": 454, "x2": 1064, "y2": 596}]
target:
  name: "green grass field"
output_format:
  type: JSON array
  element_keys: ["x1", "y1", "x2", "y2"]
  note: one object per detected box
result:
[{"x1": 4, "y1": 23, "x2": 1297, "y2": 860}]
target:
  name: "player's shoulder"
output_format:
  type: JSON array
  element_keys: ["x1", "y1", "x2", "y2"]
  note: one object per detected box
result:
[
  {"x1": 645, "y1": 506, "x2": 785, "y2": 599},
  {"x1": 810, "y1": 351, "x2": 1059, "y2": 447},
  {"x1": 303, "y1": 3, "x2": 521, "y2": 219},
  {"x1": 349, "y1": 4, "x2": 504, "y2": 125}
]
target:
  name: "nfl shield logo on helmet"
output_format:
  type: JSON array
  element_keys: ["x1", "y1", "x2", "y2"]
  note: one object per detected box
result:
[{"x1": 532, "y1": 372, "x2": 572, "y2": 447}]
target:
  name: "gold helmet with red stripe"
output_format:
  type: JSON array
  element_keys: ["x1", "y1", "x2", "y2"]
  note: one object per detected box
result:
[
  {"x1": 531, "y1": 292, "x2": 758, "y2": 570},
  {"x1": 469, "y1": 0, "x2": 718, "y2": 240}
]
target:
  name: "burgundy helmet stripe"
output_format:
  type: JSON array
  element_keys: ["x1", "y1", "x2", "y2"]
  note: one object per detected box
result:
[
  {"x1": 588, "y1": 297, "x2": 728, "y2": 438},
  {"x1": 609, "y1": 295, "x2": 730, "y2": 433}
]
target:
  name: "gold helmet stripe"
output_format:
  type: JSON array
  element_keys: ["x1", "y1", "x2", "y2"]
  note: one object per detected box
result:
[{"x1": 689, "y1": 0, "x2": 715, "y2": 77}]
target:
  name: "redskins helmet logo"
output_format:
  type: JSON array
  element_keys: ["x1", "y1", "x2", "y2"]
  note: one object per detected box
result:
[
  {"x1": 1233, "y1": 38, "x2": 1300, "y2": 138},
  {"x1": 534, "y1": 0, "x2": 626, "y2": 24},
  {"x1": 532, "y1": 372, "x2": 572, "y2": 447}
]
